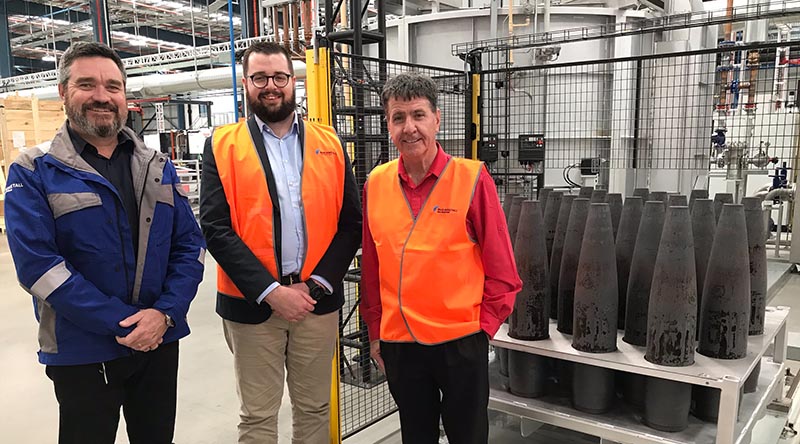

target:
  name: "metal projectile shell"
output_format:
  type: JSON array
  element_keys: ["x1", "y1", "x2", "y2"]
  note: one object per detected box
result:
[
  {"x1": 590, "y1": 189, "x2": 607, "y2": 203},
  {"x1": 579, "y1": 186, "x2": 594, "y2": 198},
  {"x1": 509, "y1": 200, "x2": 550, "y2": 341},
  {"x1": 507, "y1": 196, "x2": 526, "y2": 250},
  {"x1": 557, "y1": 198, "x2": 591, "y2": 334},
  {"x1": 698, "y1": 204, "x2": 751, "y2": 360},
  {"x1": 633, "y1": 188, "x2": 650, "y2": 199},
  {"x1": 508, "y1": 351, "x2": 549, "y2": 398},
  {"x1": 623, "y1": 201, "x2": 666, "y2": 346},
  {"x1": 713, "y1": 193, "x2": 734, "y2": 223},
  {"x1": 543, "y1": 192, "x2": 563, "y2": 263},
  {"x1": 572, "y1": 203, "x2": 618, "y2": 353},
  {"x1": 743, "y1": 197, "x2": 767, "y2": 336},
  {"x1": 572, "y1": 363, "x2": 615, "y2": 414},
  {"x1": 615, "y1": 197, "x2": 644, "y2": 330},
  {"x1": 645, "y1": 206, "x2": 697, "y2": 367},
  {"x1": 538, "y1": 188, "x2": 553, "y2": 212},
  {"x1": 691, "y1": 199, "x2": 715, "y2": 330},
  {"x1": 668, "y1": 194, "x2": 688, "y2": 207},
  {"x1": 503, "y1": 193, "x2": 519, "y2": 221},
  {"x1": 644, "y1": 378, "x2": 691, "y2": 432},
  {"x1": 649, "y1": 191, "x2": 669, "y2": 205},
  {"x1": 689, "y1": 189, "x2": 709, "y2": 213},
  {"x1": 549, "y1": 195, "x2": 576, "y2": 320},
  {"x1": 606, "y1": 193, "x2": 623, "y2": 238},
  {"x1": 692, "y1": 384, "x2": 743, "y2": 422},
  {"x1": 743, "y1": 197, "x2": 767, "y2": 393}
]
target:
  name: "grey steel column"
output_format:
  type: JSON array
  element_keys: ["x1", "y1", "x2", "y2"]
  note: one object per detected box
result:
[
  {"x1": 89, "y1": 0, "x2": 112, "y2": 45},
  {"x1": 0, "y1": 2, "x2": 11, "y2": 78},
  {"x1": 240, "y1": 0, "x2": 259, "y2": 38}
]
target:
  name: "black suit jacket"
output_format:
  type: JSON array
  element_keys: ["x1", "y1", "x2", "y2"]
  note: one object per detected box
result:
[{"x1": 199, "y1": 116, "x2": 362, "y2": 324}]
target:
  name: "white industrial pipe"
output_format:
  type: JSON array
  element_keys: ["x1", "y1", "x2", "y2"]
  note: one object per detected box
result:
[
  {"x1": 2, "y1": 60, "x2": 307, "y2": 100},
  {"x1": 764, "y1": 188, "x2": 794, "y2": 202}
]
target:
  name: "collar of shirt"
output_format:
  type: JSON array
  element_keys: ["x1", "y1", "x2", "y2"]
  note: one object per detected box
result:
[
  {"x1": 398, "y1": 143, "x2": 449, "y2": 188},
  {"x1": 254, "y1": 112, "x2": 300, "y2": 139},
  {"x1": 66, "y1": 122, "x2": 134, "y2": 158}
]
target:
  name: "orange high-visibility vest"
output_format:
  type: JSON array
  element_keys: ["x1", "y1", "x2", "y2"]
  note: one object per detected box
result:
[
  {"x1": 211, "y1": 119, "x2": 344, "y2": 298},
  {"x1": 367, "y1": 157, "x2": 486, "y2": 344}
]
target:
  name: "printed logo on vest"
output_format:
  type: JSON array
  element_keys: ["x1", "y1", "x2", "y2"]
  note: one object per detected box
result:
[
  {"x1": 315, "y1": 148, "x2": 336, "y2": 156},
  {"x1": 432, "y1": 205, "x2": 458, "y2": 214}
]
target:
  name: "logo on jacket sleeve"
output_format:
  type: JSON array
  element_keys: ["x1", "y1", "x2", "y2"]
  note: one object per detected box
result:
[
  {"x1": 5, "y1": 183, "x2": 23, "y2": 193},
  {"x1": 432, "y1": 205, "x2": 458, "y2": 214}
]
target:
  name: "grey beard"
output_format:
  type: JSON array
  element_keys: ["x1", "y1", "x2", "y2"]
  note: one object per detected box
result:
[{"x1": 67, "y1": 104, "x2": 124, "y2": 139}]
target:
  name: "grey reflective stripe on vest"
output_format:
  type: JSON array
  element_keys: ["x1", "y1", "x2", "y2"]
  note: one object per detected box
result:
[
  {"x1": 198, "y1": 248, "x2": 206, "y2": 264},
  {"x1": 30, "y1": 261, "x2": 71, "y2": 300},
  {"x1": 37, "y1": 300, "x2": 58, "y2": 354},
  {"x1": 47, "y1": 192, "x2": 102, "y2": 219}
]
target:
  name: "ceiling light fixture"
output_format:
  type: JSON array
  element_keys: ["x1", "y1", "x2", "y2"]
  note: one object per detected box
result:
[{"x1": 42, "y1": 55, "x2": 57, "y2": 62}]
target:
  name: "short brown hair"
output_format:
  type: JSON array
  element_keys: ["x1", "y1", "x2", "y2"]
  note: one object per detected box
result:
[
  {"x1": 59, "y1": 42, "x2": 126, "y2": 87},
  {"x1": 242, "y1": 41, "x2": 294, "y2": 76}
]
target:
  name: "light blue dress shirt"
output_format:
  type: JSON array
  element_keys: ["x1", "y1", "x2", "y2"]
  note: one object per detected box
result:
[{"x1": 255, "y1": 114, "x2": 332, "y2": 304}]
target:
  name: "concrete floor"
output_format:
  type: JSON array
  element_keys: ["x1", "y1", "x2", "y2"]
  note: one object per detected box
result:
[
  {"x1": 1, "y1": 230, "x2": 799, "y2": 443},
  {"x1": 0, "y1": 234, "x2": 290, "y2": 444}
]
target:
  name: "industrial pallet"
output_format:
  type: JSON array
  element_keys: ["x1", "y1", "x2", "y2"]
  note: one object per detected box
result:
[{"x1": 489, "y1": 306, "x2": 790, "y2": 444}]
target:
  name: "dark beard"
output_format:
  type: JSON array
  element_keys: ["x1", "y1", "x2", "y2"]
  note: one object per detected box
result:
[
  {"x1": 248, "y1": 90, "x2": 296, "y2": 123},
  {"x1": 66, "y1": 99, "x2": 123, "y2": 138}
]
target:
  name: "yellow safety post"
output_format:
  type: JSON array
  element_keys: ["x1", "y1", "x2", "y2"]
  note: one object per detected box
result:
[
  {"x1": 306, "y1": 45, "x2": 333, "y2": 126},
  {"x1": 471, "y1": 73, "x2": 481, "y2": 160},
  {"x1": 306, "y1": 44, "x2": 342, "y2": 444}
]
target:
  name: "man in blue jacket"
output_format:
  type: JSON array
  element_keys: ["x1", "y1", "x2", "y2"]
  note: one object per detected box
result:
[{"x1": 3, "y1": 42, "x2": 205, "y2": 444}]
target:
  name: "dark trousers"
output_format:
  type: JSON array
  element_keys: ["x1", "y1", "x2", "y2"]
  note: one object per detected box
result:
[
  {"x1": 381, "y1": 332, "x2": 489, "y2": 444},
  {"x1": 45, "y1": 340, "x2": 179, "y2": 444}
]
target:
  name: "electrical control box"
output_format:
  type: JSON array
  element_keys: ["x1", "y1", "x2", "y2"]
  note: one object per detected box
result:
[
  {"x1": 580, "y1": 157, "x2": 602, "y2": 175},
  {"x1": 479, "y1": 133, "x2": 499, "y2": 162},
  {"x1": 518, "y1": 134, "x2": 545, "y2": 173}
]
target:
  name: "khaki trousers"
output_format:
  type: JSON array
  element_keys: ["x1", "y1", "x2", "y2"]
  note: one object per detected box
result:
[{"x1": 223, "y1": 311, "x2": 338, "y2": 444}]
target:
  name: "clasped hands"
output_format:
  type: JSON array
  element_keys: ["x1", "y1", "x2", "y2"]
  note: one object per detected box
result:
[
  {"x1": 264, "y1": 282, "x2": 317, "y2": 322},
  {"x1": 116, "y1": 308, "x2": 168, "y2": 352}
]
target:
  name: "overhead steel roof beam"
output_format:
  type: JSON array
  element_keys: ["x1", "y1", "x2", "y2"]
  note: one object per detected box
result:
[
  {"x1": 7, "y1": 0, "x2": 90, "y2": 21},
  {"x1": 1, "y1": 35, "x2": 276, "y2": 90}
]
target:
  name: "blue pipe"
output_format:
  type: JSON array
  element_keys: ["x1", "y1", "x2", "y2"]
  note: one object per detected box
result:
[
  {"x1": 228, "y1": 0, "x2": 240, "y2": 122},
  {"x1": 39, "y1": 6, "x2": 82, "y2": 19}
]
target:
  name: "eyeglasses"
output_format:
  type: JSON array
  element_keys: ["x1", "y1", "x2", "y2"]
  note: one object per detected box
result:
[{"x1": 248, "y1": 72, "x2": 292, "y2": 88}]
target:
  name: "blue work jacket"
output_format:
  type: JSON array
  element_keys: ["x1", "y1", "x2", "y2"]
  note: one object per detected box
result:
[{"x1": 4, "y1": 123, "x2": 205, "y2": 366}]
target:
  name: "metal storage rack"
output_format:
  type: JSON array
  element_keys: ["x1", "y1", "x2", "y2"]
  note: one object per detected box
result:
[
  {"x1": 490, "y1": 306, "x2": 790, "y2": 444},
  {"x1": 173, "y1": 159, "x2": 200, "y2": 216}
]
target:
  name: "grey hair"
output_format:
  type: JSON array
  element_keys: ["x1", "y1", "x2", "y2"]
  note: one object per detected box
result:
[
  {"x1": 58, "y1": 42, "x2": 127, "y2": 87},
  {"x1": 381, "y1": 72, "x2": 438, "y2": 112}
]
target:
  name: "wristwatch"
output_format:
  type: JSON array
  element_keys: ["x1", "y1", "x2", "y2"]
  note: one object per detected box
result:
[
  {"x1": 164, "y1": 313, "x2": 175, "y2": 328},
  {"x1": 306, "y1": 280, "x2": 328, "y2": 301}
]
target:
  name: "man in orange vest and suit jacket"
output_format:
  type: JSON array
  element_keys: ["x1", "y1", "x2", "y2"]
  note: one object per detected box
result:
[
  {"x1": 199, "y1": 41, "x2": 361, "y2": 444},
  {"x1": 360, "y1": 72, "x2": 522, "y2": 443}
]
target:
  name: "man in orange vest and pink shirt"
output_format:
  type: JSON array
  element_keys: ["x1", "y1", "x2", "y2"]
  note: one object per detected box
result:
[
  {"x1": 199, "y1": 42, "x2": 361, "y2": 443},
  {"x1": 360, "y1": 72, "x2": 522, "y2": 443}
]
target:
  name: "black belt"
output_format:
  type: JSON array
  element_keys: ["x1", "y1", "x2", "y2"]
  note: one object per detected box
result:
[{"x1": 280, "y1": 274, "x2": 303, "y2": 285}]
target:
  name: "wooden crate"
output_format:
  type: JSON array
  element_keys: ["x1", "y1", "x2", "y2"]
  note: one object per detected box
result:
[{"x1": 0, "y1": 95, "x2": 65, "y2": 175}]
